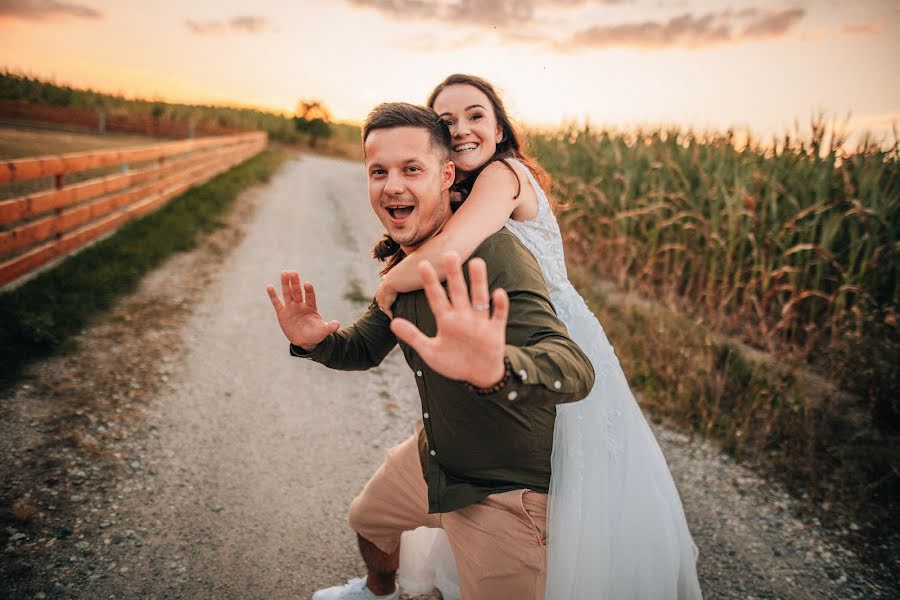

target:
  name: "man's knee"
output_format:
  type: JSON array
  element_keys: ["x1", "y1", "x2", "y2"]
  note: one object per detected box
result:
[{"x1": 347, "y1": 491, "x2": 371, "y2": 533}]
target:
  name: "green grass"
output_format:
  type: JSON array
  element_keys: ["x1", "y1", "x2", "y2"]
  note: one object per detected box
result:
[{"x1": 0, "y1": 149, "x2": 286, "y2": 385}]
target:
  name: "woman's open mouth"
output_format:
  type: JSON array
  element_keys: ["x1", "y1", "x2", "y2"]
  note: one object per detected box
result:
[{"x1": 453, "y1": 143, "x2": 479, "y2": 153}]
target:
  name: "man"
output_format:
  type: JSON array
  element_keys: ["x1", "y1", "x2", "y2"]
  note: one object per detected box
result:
[{"x1": 266, "y1": 103, "x2": 594, "y2": 600}]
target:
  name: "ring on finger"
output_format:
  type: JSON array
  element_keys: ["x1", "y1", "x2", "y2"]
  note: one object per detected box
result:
[{"x1": 472, "y1": 303, "x2": 490, "y2": 311}]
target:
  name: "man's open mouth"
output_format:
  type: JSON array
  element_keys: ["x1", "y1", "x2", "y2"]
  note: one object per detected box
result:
[
  {"x1": 453, "y1": 143, "x2": 478, "y2": 152},
  {"x1": 386, "y1": 205, "x2": 415, "y2": 220}
]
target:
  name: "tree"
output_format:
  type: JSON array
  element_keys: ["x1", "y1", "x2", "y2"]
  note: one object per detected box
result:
[{"x1": 295, "y1": 99, "x2": 333, "y2": 148}]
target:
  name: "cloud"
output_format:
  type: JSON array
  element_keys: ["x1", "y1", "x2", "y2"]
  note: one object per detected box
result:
[
  {"x1": 841, "y1": 23, "x2": 883, "y2": 36},
  {"x1": 0, "y1": 0, "x2": 101, "y2": 20},
  {"x1": 740, "y1": 8, "x2": 804, "y2": 40},
  {"x1": 348, "y1": 0, "x2": 627, "y2": 28},
  {"x1": 567, "y1": 7, "x2": 806, "y2": 49},
  {"x1": 186, "y1": 15, "x2": 273, "y2": 35}
]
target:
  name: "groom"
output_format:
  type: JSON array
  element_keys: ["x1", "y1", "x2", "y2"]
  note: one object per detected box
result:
[{"x1": 267, "y1": 102, "x2": 594, "y2": 600}]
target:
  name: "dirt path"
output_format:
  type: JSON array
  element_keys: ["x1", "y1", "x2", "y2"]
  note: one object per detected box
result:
[{"x1": 1, "y1": 155, "x2": 896, "y2": 599}]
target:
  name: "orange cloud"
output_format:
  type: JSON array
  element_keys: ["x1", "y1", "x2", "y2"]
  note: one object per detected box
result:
[
  {"x1": 186, "y1": 15, "x2": 272, "y2": 35},
  {"x1": 0, "y1": 0, "x2": 101, "y2": 21},
  {"x1": 840, "y1": 23, "x2": 884, "y2": 36},
  {"x1": 566, "y1": 8, "x2": 805, "y2": 49}
]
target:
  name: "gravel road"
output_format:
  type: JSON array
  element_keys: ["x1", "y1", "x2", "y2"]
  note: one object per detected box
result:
[{"x1": 2, "y1": 154, "x2": 896, "y2": 599}]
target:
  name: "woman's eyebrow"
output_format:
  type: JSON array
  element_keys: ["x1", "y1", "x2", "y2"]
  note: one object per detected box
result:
[{"x1": 437, "y1": 104, "x2": 486, "y2": 117}]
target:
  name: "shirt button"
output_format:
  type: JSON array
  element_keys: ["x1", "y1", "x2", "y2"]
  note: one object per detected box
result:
[
  {"x1": 554, "y1": 380, "x2": 562, "y2": 390},
  {"x1": 430, "y1": 450, "x2": 436, "y2": 456},
  {"x1": 507, "y1": 391, "x2": 518, "y2": 401},
  {"x1": 423, "y1": 412, "x2": 429, "y2": 419},
  {"x1": 519, "y1": 369, "x2": 527, "y2": 381},
  {"x1": 416, "y1": 370, "x2": 423, "y2": 377}
]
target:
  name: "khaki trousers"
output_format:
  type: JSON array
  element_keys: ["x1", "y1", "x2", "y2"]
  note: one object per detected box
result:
[{"x1": 348, "y1": 432, "x2": 548, "y2": 600}]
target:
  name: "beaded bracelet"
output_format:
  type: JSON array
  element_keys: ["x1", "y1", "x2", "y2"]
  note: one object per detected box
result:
[{"x1": 465, "y1": 357, "x2": 514, "y2": 396}]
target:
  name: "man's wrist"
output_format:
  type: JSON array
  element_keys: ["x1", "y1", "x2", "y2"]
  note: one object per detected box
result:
[
  {"x1": 466, "y1": 357, "x2": 513, "y2": 395},
  {"x1": 289, "y1": 342, "x2": 318, "y2": 356}
]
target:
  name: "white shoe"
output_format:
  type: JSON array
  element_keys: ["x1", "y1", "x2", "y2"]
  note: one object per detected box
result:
[{"x1": 311, "y1": 577, "x2": 399, "y2": 600}]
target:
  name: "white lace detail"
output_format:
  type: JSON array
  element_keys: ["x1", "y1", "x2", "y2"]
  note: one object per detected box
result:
[{"x1": 504, "y1": 161, "x2": 624, "y2": 458}]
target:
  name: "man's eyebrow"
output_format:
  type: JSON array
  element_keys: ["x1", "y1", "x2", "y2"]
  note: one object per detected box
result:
[
  {"x1": 367, "y1": 159, "x2": 423, "y2": 168},
  {"x1": 438, "y1": 104, "x2": 486, "y2": 117}
]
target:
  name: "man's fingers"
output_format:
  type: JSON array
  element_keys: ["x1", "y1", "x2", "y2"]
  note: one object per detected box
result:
[
  {"x1": 325, "y1": 320, "x2": 340, "y2": 334},
  {"x1": 280, "y1": 271, "x2": 292, "y2": 305},
  {"x1": 266, "y1": 284, "x2": 283, "y2": 312},
  {"x1": 467, "y1": 258, "x2": 490, "y2": 317},
  {"x1": 390, "y1": 318, "x2": 433, "y2": 356},
  {"x1": 443, "y1": 252, "x2": 470, "y2": 309},
  {"x1": 419, "y1": 260, "x2": 451, "y2": 317},
  {"x1": 304, "y1": 282, "x2": 318, "y2": 310},
  {"x1": 490, "y1": 287, "x2": 509, "y2": 328},
  {"x1": 290, "y1": 272, "x2": 304, "y2": 303}
]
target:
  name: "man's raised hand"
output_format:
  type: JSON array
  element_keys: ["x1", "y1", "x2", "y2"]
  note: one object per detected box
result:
[
  {"x1": 390, "y1": 252, "x2": 509, "y2": 389},
  {"x1": 266, "y1": 271, "x2": 340, "y2": 351}
]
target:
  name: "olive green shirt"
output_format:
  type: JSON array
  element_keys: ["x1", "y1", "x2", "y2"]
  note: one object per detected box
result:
[{"x1": 291, "y1": 228, "x2": 595, "y2": 513}]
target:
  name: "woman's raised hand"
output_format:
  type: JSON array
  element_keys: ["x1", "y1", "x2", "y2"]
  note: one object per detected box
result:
[{"x1": 375, "y1": 280, "x2": 398, "y2": 319}]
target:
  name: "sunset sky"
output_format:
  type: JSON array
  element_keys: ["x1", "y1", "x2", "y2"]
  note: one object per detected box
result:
[{"x1": 1, "y1": 0, "x2": 898, "y2": 142}]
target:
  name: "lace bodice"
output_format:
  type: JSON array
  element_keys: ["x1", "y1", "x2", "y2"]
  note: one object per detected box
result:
[
  {"x1": 503, "y1": 161, "x2": 570, "y2": 297},
  {"x1": 504, "y1": 159, "x2": 617, "y2": 376}
]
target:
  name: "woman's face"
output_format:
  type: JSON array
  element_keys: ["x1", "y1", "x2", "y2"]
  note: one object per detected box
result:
[{"x1": 432, "y1": 84, "x2": 503, "y2": 175}]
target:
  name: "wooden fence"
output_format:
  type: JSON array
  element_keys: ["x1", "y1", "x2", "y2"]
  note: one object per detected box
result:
[{"x1": 0, "y1": 131, "x2": 267, "y2": 287}]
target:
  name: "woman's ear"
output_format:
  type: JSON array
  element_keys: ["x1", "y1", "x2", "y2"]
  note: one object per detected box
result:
[{"x1": 442, "y1": 159, "x2": 455, "y2": 190}]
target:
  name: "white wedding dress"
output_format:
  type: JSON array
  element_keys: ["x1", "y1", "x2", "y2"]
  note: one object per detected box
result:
[{"x1": 398, "y1": 160, "x2": 703, "y2": 600}]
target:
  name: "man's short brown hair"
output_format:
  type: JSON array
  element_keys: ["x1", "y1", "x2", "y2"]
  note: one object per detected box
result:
[{"x1": 362, "y1": 102, "x2": 451, "y2": 160}]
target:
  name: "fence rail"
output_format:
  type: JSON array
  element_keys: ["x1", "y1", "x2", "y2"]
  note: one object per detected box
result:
[{"x1": 0, "y1": 131, "x2": 267, "y2": 287}]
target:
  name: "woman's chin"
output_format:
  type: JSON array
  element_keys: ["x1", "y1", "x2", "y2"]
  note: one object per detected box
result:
[{"x1": 454, "y1": 155, "x2": 485, "y2": 175}]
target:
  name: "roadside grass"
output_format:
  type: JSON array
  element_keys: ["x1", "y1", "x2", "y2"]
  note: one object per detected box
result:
[
  {"x1": 0, "y1": 149, "x2": 286, "y2": 386},
  {"x1": 568, "y1": 263, "x2": 900, "y2": 555}
]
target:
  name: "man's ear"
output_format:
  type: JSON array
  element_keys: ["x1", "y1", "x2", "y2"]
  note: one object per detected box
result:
[{"x1": 441, "y1": 159, "x2": 455, "y2": 191}]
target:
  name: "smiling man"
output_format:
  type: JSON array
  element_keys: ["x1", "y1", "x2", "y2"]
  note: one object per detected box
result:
[{"x1": 266, "y1": 102, "x2": 594, "y2": 600}]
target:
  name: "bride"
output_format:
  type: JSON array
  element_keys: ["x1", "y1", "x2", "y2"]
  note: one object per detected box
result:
[{"x1": 374, "y1": 74, "x2": 703, "y2": 599}]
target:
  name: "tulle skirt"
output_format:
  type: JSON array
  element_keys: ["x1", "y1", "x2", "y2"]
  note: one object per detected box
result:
[{"x1": 399, "y1": 283, "x2": 702, "y2": 599}]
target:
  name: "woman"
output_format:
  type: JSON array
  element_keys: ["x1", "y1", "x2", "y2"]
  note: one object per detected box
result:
[{"x1": 378, "y1": 74, "x2": 703, "y2": 599}]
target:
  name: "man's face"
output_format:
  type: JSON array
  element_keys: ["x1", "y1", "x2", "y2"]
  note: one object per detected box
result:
[{"x1": 364, "y1": 127, "x2": 455, "y2": 251}]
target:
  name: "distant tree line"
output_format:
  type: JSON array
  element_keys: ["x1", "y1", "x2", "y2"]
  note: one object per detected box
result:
[{"x1": 0, "y1": 70, "x2": 346, "y2": 144}]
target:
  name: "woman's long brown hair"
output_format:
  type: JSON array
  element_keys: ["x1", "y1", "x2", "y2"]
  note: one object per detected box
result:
[{"x1": 427, "y1": 73, "x2": 552, "y2": 204}]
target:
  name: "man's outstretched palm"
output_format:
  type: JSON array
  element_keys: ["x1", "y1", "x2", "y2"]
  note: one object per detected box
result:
[
  {"x1": 390, "y1": 253, "x2": 509, "y2": 389},
  {"x1": 266, "y1": 271, "x2": 340, "y2": 351}
]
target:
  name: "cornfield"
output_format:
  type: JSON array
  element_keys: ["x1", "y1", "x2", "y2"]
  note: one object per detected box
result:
[{"x1": 528, "y1": 119, "x2": 899, "y2": 421}]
